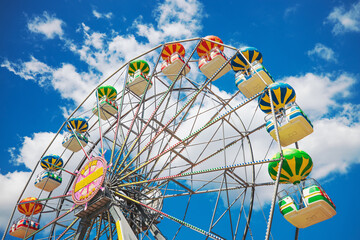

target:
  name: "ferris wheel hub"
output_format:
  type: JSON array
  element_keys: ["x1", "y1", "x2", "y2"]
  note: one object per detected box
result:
[{"x1": 72, "y1": 156, "x2": 108, "y2": 205}]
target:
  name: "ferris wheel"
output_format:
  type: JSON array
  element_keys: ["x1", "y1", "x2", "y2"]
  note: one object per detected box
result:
[{"x1": 3, "y1": 36, "x2": 336, "y2": 240}]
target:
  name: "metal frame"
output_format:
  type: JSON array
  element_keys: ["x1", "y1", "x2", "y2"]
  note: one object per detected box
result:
[{"x1": 2, "y1": 37, "x2": 289, "y2": 240}]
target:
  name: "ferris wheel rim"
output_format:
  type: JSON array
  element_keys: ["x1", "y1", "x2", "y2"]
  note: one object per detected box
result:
[{"x1": 3, "y1": 37, "x2": 271, "y2": 240}]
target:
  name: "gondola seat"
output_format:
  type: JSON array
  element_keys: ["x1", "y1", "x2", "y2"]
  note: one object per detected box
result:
[
  {"x1": 199, "y1": 48, "x2": 231, "y2": 81},
  {"x1": 161, "y1": 53, "x2": 191, "y2": 81},
  {"x1": 127, "y1": 69, "x2": 153, "y2": 96},
  {"x1": 9, "y1": 219, "x2": 40, "y2": 238},
  {"x1": 235, "y1": 62, "x2": 274, "y2": 98},
  {"x1": 266, "y1": 106, "x2": 313, "y2": 147},
  {"x1": 34, "y1": 171, "x2": 62, "y2": 192}
]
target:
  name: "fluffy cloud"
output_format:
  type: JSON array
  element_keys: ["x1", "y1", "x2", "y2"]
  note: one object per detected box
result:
[
  {"x1": 92, "y1": 10, "x2": 113, "y2": 19},
  {"x1": 283, "y1": 73, "x2": 355, "y2": 119},
  {"x1": 1, "y1": 57, "x2": 99, "y2": 106},
  {"x1": 300, "y1": 116, "x2": 360, "y2": 179},
  {"x1": 307, "y1": 43, "x2": 337, "y2": 62},
  {"x1": 153, "y1": 0, "x2": 203, "y2": 40},
  {"x1": 2, "y1": 0, "x2": 204, "y2": 108},
  {"x1": 281, "y1": 73, "x2": 360, "y2": 178},
  {"x1": 1, "y1": 56, "x2": 52, "y2": 85},
  {"x1": 10, "y1": 132, "x2": 64, "y2": 170},
  {"x1": 71, "y1": 0, "x2": 203, "y2": 75},
  {"x1": 326, "y1": 1, "x2": 360, "y2": 35},
  {"x1": 28, "y1": 11, "x2": 65, "y2": 39},
  {"x1": 284, "y1": 4, "x2": 300, "y2": 18},
  {"x1": 0, "y1": 171, "x2": 31, "y2": 227}
]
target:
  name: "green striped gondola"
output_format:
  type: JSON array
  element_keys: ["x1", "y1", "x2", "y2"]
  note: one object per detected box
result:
[
  {"x1": 128, "y1": 60, "x2": 150, "y2": 76},
  {"x1": 97, "y1": 86, "x2": 117, "y2": 101},
  {"x1": 268, "y1": 148, "x2": 313, "y2": 184}
]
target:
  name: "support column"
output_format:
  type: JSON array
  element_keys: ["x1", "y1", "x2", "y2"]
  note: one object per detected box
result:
[
  {"x1": 265, "y1": 87, "x2": 285, "y2": 240},
  {"x1": 109, "y1": 205, "x2": 137, "y2": 240},
  {"x1": 149, "y1": 224, "x2": 167, "y2": 240},
  {"x1": 294, "y1": 141, "x2": 300, "y2": 240},
  {"x1": 74, "y1": 218, "x2": 91, "y2": 240}
]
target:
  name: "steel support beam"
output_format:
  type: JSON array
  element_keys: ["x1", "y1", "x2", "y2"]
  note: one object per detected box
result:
[
  {"x1": 109, "y1": 205, "x2": 137, "y2": 240},
  {"x1": 74, "y1": 218, "x2": 91, "y2": 240},
  {"x1": 149, "y1": 224, "x2": 167, "y2": 240}
]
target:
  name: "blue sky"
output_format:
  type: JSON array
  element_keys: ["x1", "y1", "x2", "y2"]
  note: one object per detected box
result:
[{"x1": 1, "y1": 0, "x2": 360, "y2": 239}]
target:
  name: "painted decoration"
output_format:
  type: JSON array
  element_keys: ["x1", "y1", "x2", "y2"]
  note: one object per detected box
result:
[
  {"x1": 17, "y1": 197, "x2": 43, "y2": 216},
  {"x1": 40, "y1": 154, "x2": 63, "y2": 171},
  {"x1": 268, "y1": 148, "x2": 313, "y2": 184},
  {"x1": 161, "y1": 43, "x2": 186, "y2": 60},
  {"x1": 97, "y1": 86, "x2": 117, "y2": 101},
  {"x1": 196, "y1": 35, "x2": 224, "y2": 57},
  {"x1": 72, "y1": 156, "x2": 107, "y2": 205},
  {"x1": 66, "y1": 117, "x2": 89, "y2": 133},
  {"x1": 258, "y1": 82, "x2": 296, "y2": 114},
  {"x1": 128, "y1": 60, "x2": 150, "y2": 76},
  {"x1": 231, "y1": 47, "x2": 263, "y2": 73}
]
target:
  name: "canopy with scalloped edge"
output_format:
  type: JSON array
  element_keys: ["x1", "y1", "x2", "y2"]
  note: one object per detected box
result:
[{"x1": 196, "y1": 35, "x2": 224, "y2": 58}]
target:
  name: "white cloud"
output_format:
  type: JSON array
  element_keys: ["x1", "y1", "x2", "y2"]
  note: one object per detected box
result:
[
  {"x1": 1, "y1": 56, "x2": 100, "y2": 107},
  {"x1": 283, "y1": 73, "x2": 355, "y2": 119},
  {"x1": 284, "y1": 4, "x2": 300, "y2": 18},
  {"x1": 76, "y1": 0, "x2": 203, "y2": 74},
  {"x1": 1, "y1": 56, "x2": 52, "y2": 85},
  {"x1": 151, "y1": 0, "x2": 202, "y2": 41},
  {"x1": 92, "y1": 10, "x2": 113, "y2": 19},
  {"x1": 281, "y1": 73, "x2": 360, "y2": 178},
  {"x1": 156, "y1": 0, "x2": 201, "y2": 27},
  {"x1": 10, "y1": 132, "x2": 63, "y2": 170},
  {"x1": 28, "y1": 11, "x2": 65, "y2": 39},
  {"x1": 2, "y1": 0, "x2": 204, "y2": 105},
  {"x1": 78, "y1": 23, "x2": 106, "y2": 51},
  {"x1": 307, "y1": 43, "x2": 337, "y2": 62},
  {"x1": 300, "y1": 116, "x2": 360, "y2": 179},
  {"x1": 81, "y1": 22, "x2": 90, "y2": 32},
  {"x1": 326, "y1": 1, "x2": 360, "y2": 35},
  {"x1": 0, "y1": 171, "x2": 31, "y2": 228}
]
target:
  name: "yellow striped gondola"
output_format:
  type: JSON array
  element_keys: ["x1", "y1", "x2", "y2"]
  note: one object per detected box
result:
[
  {"x1": 258, "y1": 82, "x2": 296, "y2": 114},
  {"x1": 161, "y1": 43, "x2": 186, "y2": 60},
  {"x1": 66, "y1": 117, "x2": 88, "y2": 133},
  {"x1": 40, "y1": 154, "x2": 63, "y2": 171},
  {"x1": 231, "y1": 47, "x2": 263, "y2": 73},
  {"x1": 196, "y1": 35, "x2": 224, "y2": 57}
]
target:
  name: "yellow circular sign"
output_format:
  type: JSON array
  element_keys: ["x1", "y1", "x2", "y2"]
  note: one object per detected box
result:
[{"x1": 72, "y1": 157, "x2": 107, "y2": 205}]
